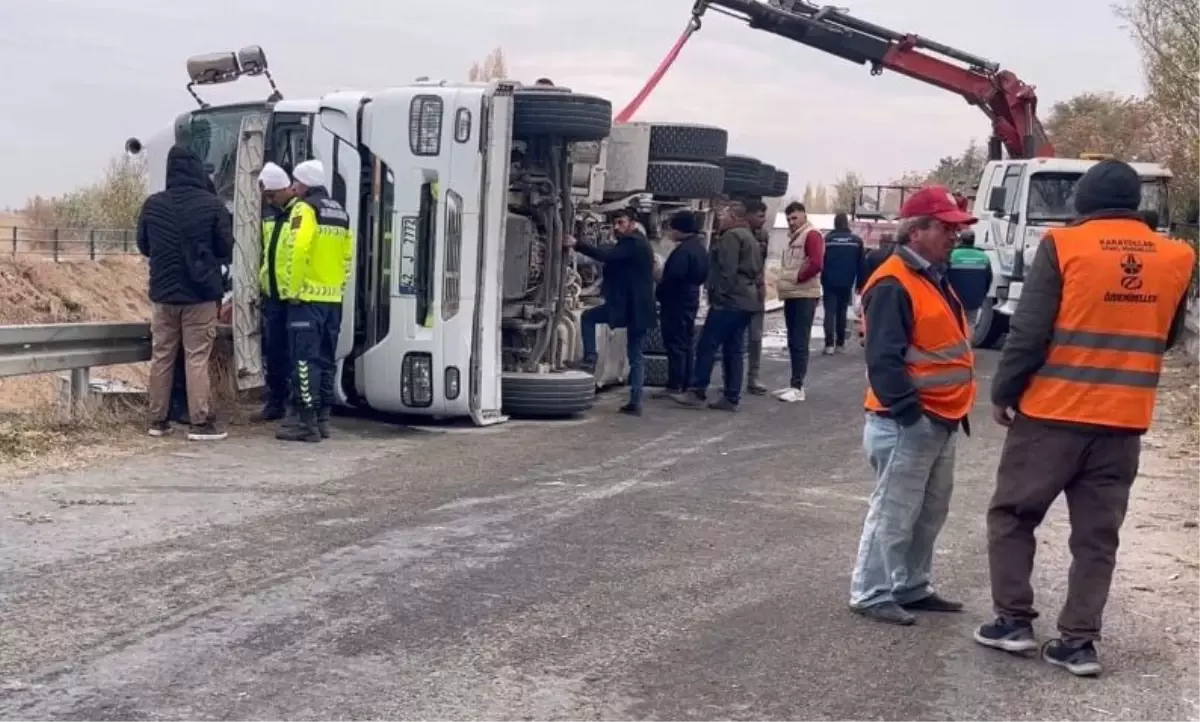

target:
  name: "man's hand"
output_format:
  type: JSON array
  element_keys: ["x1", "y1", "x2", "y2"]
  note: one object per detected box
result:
[
  {"x1": 562, "y1": 234, "x2": 576, "y2": 250},
  {"x1": 992, "y1": 405, "x2": 1015, "y2": 427}
]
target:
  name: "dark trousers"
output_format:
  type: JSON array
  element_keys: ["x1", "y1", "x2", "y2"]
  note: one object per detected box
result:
[
  {"x1": 168, "y1": 345, "x2": 189, "y2": 424},
  {"x1": 746, "y1": 310, "x2": 765, "y2": 385},
  {"x1": 581, "y1": 304, "x2": 607, "y2": 361},
  {"x1": 261, "y1": 297, "x2": 291, "y2": 413},
  {"x1": 783, "y1": 298, "x2": 818, "y2": 389},
  {"x1": 287, "y1": 302, "x2": 342, "y2": 418},
  {"x1": 691, "y1": 307, "x2": 753, "y2": 404},
  {"x1": 987, "y1": 415, "x2": 1140, "y2": 643},
  {"x1": 659, "y1": 303, "x2": 697, "y2": 392},
  {"x1": 626, "y1": 326, "x2": 647, "y2": 407},
  {"x1": 822, "y1": 285, "x2": 853, "y2": 348}
]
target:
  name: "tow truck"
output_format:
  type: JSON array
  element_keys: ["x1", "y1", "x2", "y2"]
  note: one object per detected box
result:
[
  {"x1": 678, "y1": 0, "x2": 1175, "y2": 347},
  {"x1": 127, "y1": 47, "x2": 791, "y2": 424}
]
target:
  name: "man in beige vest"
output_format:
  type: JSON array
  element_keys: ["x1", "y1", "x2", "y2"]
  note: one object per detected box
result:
[{"x1": 774, "y1": 201, "x2": 825, "y2": 402}]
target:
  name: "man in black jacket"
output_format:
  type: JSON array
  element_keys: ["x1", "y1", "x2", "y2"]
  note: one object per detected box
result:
[
  {"x1": 137, "y1": 145, "x2": 233, "y2": 441},
  {"x1": 821, "y1": 212, "x2": 865, "y2": 354},
  {"x1": 675, "y1": 200, "x2": 762, "y2": 411},
  {"x1": 569, "y1": 208, "x2": 657, "y2": 415},
  {"x1": 654, "y1": 211, "x2": 709, "y2": 397}
]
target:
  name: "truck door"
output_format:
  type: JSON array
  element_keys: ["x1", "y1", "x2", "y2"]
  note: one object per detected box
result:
[{"x1": 313, "y1": 91, "x2": 368, "y2": 406}]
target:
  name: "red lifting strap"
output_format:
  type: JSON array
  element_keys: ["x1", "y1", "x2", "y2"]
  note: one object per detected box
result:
[{"x1": 614, "y1": 18, "x2": 701, "y2": 124}]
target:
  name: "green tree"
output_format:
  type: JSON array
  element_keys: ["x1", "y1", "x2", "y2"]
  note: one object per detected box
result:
[
  {"x1": 926, "y1": 140, "x2": 988, "y2": 191},
  {"x1": 1043, "y1": 92, "x2": 1156, "y2": 160},
  {"x1": 831, "y1": 171, "x2": 863, "y2": 212},
  {"x1": 21, "y1": 155, "x2": 147, "y2": 230}
]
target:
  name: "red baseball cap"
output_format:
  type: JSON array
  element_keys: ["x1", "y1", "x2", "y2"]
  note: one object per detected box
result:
[{"x1": 899, "y1": 185, "x2": 977, "y2": 225}]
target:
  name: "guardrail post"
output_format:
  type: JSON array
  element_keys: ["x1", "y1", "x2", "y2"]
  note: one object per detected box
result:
[
  {"x1": 123, "y1": 230, "x2": 131, "y2": 253},
  {"x1": 70, "y1": 367, "x2": 90, "y2": 416},
  {"x1": 89, "y1": 230, "x2": 96, "y2": 260},
  {"x1": 53, "y1": 228, "x2": 60, "y2": 263}
]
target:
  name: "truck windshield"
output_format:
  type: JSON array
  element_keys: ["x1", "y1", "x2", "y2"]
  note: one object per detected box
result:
[
  {"x1": 1027, "y1": 172, "x2": 1172, "y2": 225},
  {"x1": 174, "y1": 103, "x2": 270, "y2": 208}
]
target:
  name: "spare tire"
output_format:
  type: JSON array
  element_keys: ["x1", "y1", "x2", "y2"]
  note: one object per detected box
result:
[
  {"x1": 514, "y1": 89, "x2": 613, "y2": 142},
  {"x1": 771, "y1": 169, "x2": 790, "y2": 198},
  {"x1": 646, "y1": 161, "x2": 724, "y2": 198},
  {"x1": 502, "y1": 370, "x2": 596, "y2": 418},
  {"x1": 721, "y1": 154, "x2": 763, "y2": 195},
  {"x1": 648, "y1": 123, "x2": 729, "y2": 163},
  {"x1": 757, "y1": 163, "x2": 777, "y2": 197}
]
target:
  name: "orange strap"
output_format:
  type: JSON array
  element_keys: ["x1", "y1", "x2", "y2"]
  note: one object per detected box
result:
[{"x1": 613, "y1": 17, "x2": 701, "y2": 124}]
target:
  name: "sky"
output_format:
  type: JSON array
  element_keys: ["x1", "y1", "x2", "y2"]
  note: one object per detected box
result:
[{"x1": 0, "y1": 0, "x2": 1148, "y2": 208}]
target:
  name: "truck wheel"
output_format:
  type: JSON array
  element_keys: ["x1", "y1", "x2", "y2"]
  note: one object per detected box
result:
[
  {"x1": 722, "y1": 154, "x2": 763, "y2": 195},
  {"x1": 971, "y1": 298, "x2": 1009, "y2": 349},
  {"x1": 646, "y1": 161, "x2": 725, "y2": 198},
  {"x1": 756, "y1": 163, "x2": 778, "y2": 197},
  {"x1": 648, "y1": 123, "x2": 729, "y2": 163},
  {"x1": 501, "y1": 370, "x2": 596, "y2": 418},
  {"x1": 770, "y1": 169, "x2": 790, "y2": 198},
  {"x1": 513, "y1": 89, "x2": 612, "y2": 142},
  {"x1": 643, "y1": 354, "x2": 670, "y2": 388}
]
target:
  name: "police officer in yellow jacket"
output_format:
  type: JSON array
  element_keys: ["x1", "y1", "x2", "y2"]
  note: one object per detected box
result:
[
  {"x1": 273, "y1": 159, "x2": 353, "y2": 442},
  {"x1": 255, "y1": 162, "x2": 296, "y2": 422}
]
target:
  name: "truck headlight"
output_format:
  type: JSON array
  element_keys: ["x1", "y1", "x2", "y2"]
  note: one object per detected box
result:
[
  {"x1": 445, "y1": 366, "x2": 461, "y2": 400},
  {"x1": 409, "y1": 96, "x2": 443, "y2": 156},
  {"x1": 401, "y1": 352, "x2": 434, "y2": 407}
]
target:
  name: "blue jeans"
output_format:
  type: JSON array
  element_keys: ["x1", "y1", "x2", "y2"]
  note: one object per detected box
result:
[
  {"x1": 626, "y1": 326, "x2": 647, "y2": 407},
  {"x1": 581, "y1": 304, "x2": 607, "y2": 361},
  {"x1": 690, "y1": 307, "x2": 753, "y2": 404},
  {"x1": 850, "y1": 413, "x2": 957, "y2": 608}
]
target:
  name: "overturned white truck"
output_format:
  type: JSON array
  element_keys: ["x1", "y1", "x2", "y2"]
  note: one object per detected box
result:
[{"x1": 128, "y1": 47, "x2": 788, "y2": 424}]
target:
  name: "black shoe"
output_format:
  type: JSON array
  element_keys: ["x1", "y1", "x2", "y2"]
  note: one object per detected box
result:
[
  {"x1": 973, "y1": 617, "x2": 1039, "y2": 653},
  {"x1": 618, "y1": 403, "x2": 642, "y2": 416},
  {"x1": 147, "y1": 420, "x2": 172, "y2": 438},
  {"x1": 708, "y1": 397, "x2": 739, "y2": 411},
  {"x1": 187, "y1": 422, "x2": 228, "y2": 441},
  {"x1": 579, "y1": 356, "x2": 598, "y2": 374},
  {"x1": 1041, "y1": 638, "x2": 1102, "y2": 677},
  {"x1": 251, "y1": 406, "x2": 286, "y2": 423},
  {"x1": 851, "y1": 602, "x2": 915, "y2": 626},
  {"x1": 901, "y1": 593, "x2": 964, "y2": 613},
  {"x1": 317, "y1": 420, "x2": 331, "y2": 439},
  {"x1": 276, "y1": 412, "x2": 321, "y2": 442},
  {"x1": 746, "y1": 381, "x2": 769, "y2": 395}
]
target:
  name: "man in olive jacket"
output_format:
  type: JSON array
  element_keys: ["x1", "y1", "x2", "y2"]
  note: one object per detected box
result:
[{"x1": 675, "y1": 200, "x2": 762, "y2": 411}]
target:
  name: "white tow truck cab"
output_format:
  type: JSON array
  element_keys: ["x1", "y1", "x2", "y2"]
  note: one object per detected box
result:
[
  {"x1": 968, "y1": 154, "x2": 1173, "y2": 348},
  {"x1": 129, "y1": 49, "x2": 787, "y2": 424}
]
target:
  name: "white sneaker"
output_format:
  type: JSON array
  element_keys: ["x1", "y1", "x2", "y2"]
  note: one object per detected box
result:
[
  {"x1": 776, "y1": 387, "x2": 806, "y2": 403},
  {"x1": 822, "y1": 347, "x2": 835, "y2": 356}
]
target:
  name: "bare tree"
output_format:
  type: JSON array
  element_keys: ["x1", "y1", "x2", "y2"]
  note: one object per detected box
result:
[
  {"x1": 21, "y1": 154, "x2": 147, "y2": 230},
  {"x1": 468, "y1": 48, "x2": 509, "y2": 82},
  {"x1": 831, "y1": 171, "x2": 863, "y2": 213},
  {"x1": 1043, "y1": 92, "x2": 1156, "y2": 160}
]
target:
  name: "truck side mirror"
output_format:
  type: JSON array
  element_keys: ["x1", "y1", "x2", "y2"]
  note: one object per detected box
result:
[{"x1": 987, "y1": 187, "x2": 1007, "y2": 214}]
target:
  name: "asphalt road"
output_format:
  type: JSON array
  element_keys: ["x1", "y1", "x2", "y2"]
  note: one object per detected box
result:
[{"x1": 1, "y1": 331, "x2": 1196, "y2": 720}]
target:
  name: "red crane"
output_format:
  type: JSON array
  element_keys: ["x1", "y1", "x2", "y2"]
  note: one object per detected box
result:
[{"x1": 618, "y1": 0, "x2": 1054, "y2": 161}]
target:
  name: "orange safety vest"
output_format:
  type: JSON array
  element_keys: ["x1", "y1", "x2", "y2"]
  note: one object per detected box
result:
[
  {"x1": 862, "y1": 254, "x2": 977, "y2": 420},
  {"x1": 1018, "y1": 219, "x2": 1195, "y2": 431}
]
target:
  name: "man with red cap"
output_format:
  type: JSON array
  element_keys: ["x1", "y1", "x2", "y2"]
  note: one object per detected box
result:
[{"x1": 848, "y1": 185, "x2": 979, "y2": 626}]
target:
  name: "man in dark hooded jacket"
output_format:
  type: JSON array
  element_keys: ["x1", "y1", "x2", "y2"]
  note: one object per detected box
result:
[
  {"x1": 137, "y1": 145, "x2": 233, "y2": 441},
  {"x1": 654, "y1": 211, "x2": 708, "y2": 396}
]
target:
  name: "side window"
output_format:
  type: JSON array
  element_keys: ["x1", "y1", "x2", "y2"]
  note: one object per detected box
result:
[
  {"x1": 365, "y1": 158, "x2": 395, "y2": 345},
  {"x1": 442, "y1": 190, "x2": 463, "y2": 320},
  {"x1": 1002, "y1": 165, "x2": 1024, "y2": 214},
  {"x1": 269, "y1": 113, "x2": 313, "y2": 173}
]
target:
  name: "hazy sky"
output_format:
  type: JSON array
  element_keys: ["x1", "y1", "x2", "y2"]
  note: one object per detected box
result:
[{"x1": 0, "y1": 0, "x2": 1146, "y2": 207}]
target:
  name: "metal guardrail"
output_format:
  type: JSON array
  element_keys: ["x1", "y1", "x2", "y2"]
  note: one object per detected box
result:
[
  {"x1": 2, "y1": 226, "x2": 139, "y2": 261},
  {"x1": 0, "y1": 323, "x2": 151, "y2": 378}
]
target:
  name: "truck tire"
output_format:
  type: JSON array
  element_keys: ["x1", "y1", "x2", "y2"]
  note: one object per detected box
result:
[
  {"x1": 648, "y1": 123, "x2": 729, "y2": 163},
  {"x1": 513, "y1": 89, "x2": 613, "y2": 142},
  {"x1": 644, "y1": 354, "x2": 670, "y2": 388},
  {"x1": 646, "y1": 161, "x2": 724, "y2": 199},
  {"x1": 721, "y1": 154, "x2": 763, "y2": 195},
  {"x1": 502, "y1": 370, "x2": 596, "y2": 418},
  {"x1": 971, "y1": 298, "x2": 1009, "y2": 349},
  {"x1": 770, "y1": 169, "x2": 790, "y2": 198},
  {"x1": 757, "y1": 163, "x2": 777, "y2": 197}
]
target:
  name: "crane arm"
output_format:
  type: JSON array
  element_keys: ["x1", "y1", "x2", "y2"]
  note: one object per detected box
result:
[{"x1": 691, "y1": 0, "x2": 1053, "y2": 159}]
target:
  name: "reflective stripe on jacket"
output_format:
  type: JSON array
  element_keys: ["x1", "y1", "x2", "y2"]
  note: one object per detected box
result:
[
  {"x1": 1018, "y1": 219, "x2": 1195, "y2": 431},
  {"x1": 282, "y1": 187, "x2": 353, "y2": 303},
  {"x1": 862, "y1": 253, "x2": 977, "y2": 420},
  {"x1": 259, "y1": 199, "x2": 296, "y2": 298}
]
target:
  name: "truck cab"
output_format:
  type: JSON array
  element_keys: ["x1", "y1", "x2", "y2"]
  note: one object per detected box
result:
[{"x1": 969, "y1": 155, "x2": 1172, "y2": 347}]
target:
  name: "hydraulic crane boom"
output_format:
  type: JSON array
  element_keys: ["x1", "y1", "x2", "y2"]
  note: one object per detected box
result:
[{"x1": 691, "y1": 0, "x2": 1054, "y2": 160}]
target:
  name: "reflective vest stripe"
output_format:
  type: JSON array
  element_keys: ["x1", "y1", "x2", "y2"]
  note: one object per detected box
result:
[
  {"x1": 912, "y1": 367, "x2": 975, "y2": 389},
  {"x1": 1035, "y1": 364, "x2": 1161, "y2": 388},
  {"x1": 1051, "y1": 329, "x2": 1167, "y2": 354},
  {"x1": 905, "y1": 338, "x2": 972, "y2": 364}
]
